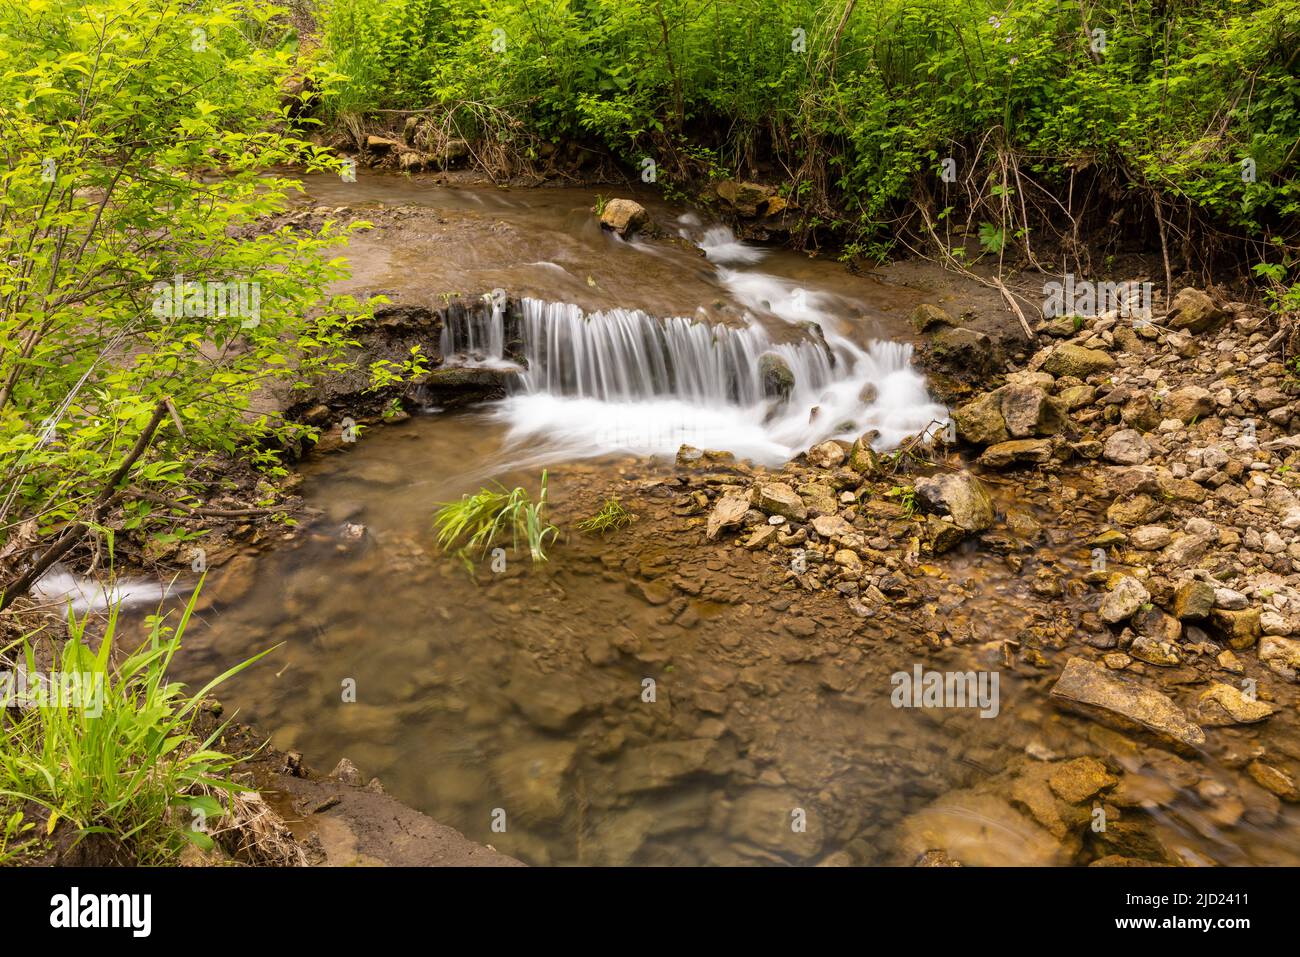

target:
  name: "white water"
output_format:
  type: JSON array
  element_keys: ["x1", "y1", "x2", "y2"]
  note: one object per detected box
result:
[
  {"x1": 31, "y1": 562, "x2": 179, "y2": 614},
  {"x1": 438, "y1": 226, "x2": 947, "y2": 465}
]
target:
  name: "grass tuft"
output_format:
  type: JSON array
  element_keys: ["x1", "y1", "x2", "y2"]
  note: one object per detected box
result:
[
  {"x1": 577, "y1": 496, "x2": 633, "y2": 534},
  {"x1": 433, "y1": 470, "x2": 559, "y2": 567}
]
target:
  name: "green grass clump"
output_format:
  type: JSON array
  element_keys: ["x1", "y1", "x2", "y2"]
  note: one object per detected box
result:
[
  {"x1": 577, "y1": 496, "x2": 633, "y2": 534},
  {"x1": 434, "y1": 470, "x2": 559, "y2": 566},
  {"x1": 0, "y1": 584, "x2": 275, "y2": 864}
]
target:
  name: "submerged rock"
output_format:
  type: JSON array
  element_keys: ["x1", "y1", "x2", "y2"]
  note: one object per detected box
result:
[{"x1": 1049, "y1": 657, "x2": 1205, "y2": 749}]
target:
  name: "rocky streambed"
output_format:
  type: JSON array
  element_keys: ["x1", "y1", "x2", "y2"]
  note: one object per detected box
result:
[{"x1": 89, "y1": 176, "x2": 1300, "y2": 867}]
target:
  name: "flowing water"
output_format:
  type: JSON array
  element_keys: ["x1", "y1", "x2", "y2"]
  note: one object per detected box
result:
[{"x1": 87, "y1": 174, "x2": 1298, "y2": 866}]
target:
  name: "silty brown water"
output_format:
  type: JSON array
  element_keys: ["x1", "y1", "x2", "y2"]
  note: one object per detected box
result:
[{"x1": 151, "y1": 175, "x2": 1300, "y2": 865}]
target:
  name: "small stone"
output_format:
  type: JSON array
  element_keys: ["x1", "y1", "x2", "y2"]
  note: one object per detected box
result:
[
  {"x1": 1099, "y1": 576, "x2": 1150, "y2": 625},
  {"x1": 1048, "y1": 757, "x2": 1117, "y2": 804},
  {"x1": 1103, "y1": 429, "x2": 1151, "y2": 465},
  {"x1": 1197, "y1": 683, "x2": 1277, "y2": 726}
]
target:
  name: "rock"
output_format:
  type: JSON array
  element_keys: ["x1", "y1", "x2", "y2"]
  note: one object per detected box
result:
[
  {"x1": 952, "y1": 391, "x2": 1009, "y2": 445},
  {"x1": 675, "y1": 444, "x2": 705, "y2": 468},
  {"x1": 1259, "y1": 635, "x2": 1300, "y2": 681},
  {"x1": 1129, "y1": 525, "x2": 1172, "y2": 550},
  {"x1": 913, "y1": 471, "x2": 995, "y2": 532},
  {"x1": 1246, "y1": 761, "x2": 1300, "y2": 802},
  {"x1": 615, "y1": 739, "x2": 716, "y2": 793},
  {"x1": 896, "y1": 792, "x2": 1067, "y2": 866},
  {"x1": 415, "y1": 366, "x2": 512, "y2": 407},
  {"x1": 1049, "y1": 657, "x2": 1205, "y2": 749},
  {"x1": 1000, "y1": 385, "x2": 1066, "y2": 438},
  {"x1": 1163, "y1": 386, "x2": 1214, "y2": 423},
  {"x1": 759, "y1": 353, "x2": 795, "y2": 402},
  {"x1": 1048, "y1": 757, "x2": 1117, "y2": 804},
  {"x1": 1103, "y1": 429, "x2": 1151, "y2": 465},
  {"x1": 743, "y1": 525, "x2": 778, "y2": 550},
  {"x1": 727, "y1": 788, "x2": 824, "y2": 858},
  {"x1": 1099, "y1": 576, "x2": 1150, "y2": 624},
  {"x1": 754, "y1": 482, "x2": 807, "y2": 522},
  {"x1": 329, "y1": 758, "x2": 364, "y2": 786},
  {"x1": 1132, "y1": 604, "x2": 1181, "y2": 643},
  {"x1": 1172, "y1": 581, "x2": 1215, "y2": 620},
  {"x1": 977, "y1": 438, "x2": 1053, "y2": 468},
  {"x1": 1213, "y1": 588, "x2": 1249, "y2": 610},
  {"x1": 1057, "y1": 384, "x2": 1096, "y2": 410},
  {"x1": 1210, "y1": 608, "x2": 1261, "y2": 650},
  {"x1": 1196, "y1": 683, "x2": 1278, "y2": 726},
  {"x1": 927, "y1": 327, "x2": 1000, "y2": 384},
  {"x1": 797, "y1": 482, "x2": 839, "y2": 518},
  {"x1": 707, "y1": 489, "x2": 752, "y2": 540},
  {"x1": 491, "y1": 741, "x2": 577, "y2": 822},
  {"x1": 811, "y1": 514, "x2": 852, "y2": 539},
  {"x1": 1107, "y1": 494, "x2": 1156, "y2": 526},
  {"x1": 507, "y1": 667, "x2": 587, "y2": 730},
  {"x1": 436, "y1": 138, "x2": 471, "y2": 168},
  {"x1": 925, "y1": 515, "x2": 965, "y2": 554},
  {"x1": 1166, "y1": 288, "x2": 1226, "y2": 334},
  {"x1": 365, "y1": 135, "x2": 401, "y2": 153},
  {"x1": 805, "y1": 440, "x2": 846, "y2": 469},
  {"x1": 1129, "y1": 634, "x2": 1182, "y2": 667},
  {"x1": 715, "y1": 180, "x2": 778, "y2": 217},
  {"x1": 599, "y1": 198, "x2": 650, "y2": 236},
  {"x1": 909, "y1": 303, "x2": 954, "y2": 334},
  {"x1": 848, "y1": 435, "x2": 882, "y2": 475},
  {"x1": 1041, "y1": 343, "x2": 1116, "y2": 378}
]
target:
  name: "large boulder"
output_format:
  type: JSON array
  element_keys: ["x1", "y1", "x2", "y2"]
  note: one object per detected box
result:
[
  {"x1": 599, "y1": 198, "x2": 650, "y2": 237},
  {"x1": 715, "y1": 180, "x2": 779, "y2": 217},
  {"x1": 913, "y1": 471, "x2": 994, "y2": 532},
  {"x1": 413, "y1": 366, "x2": 512, "y2": 407}
]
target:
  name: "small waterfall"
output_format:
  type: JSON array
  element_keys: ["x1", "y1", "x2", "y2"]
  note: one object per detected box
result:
[
  {"x1": 433, "y1": 224, "x2": 948, "y2": 464},
  {"x1": 513, "y1": 300, "x2": 834, "y2": 406}
]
